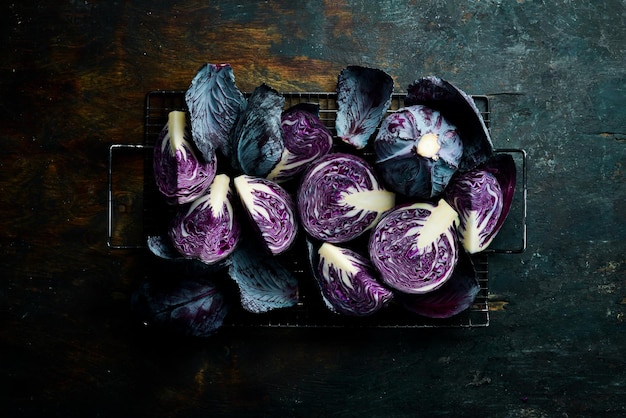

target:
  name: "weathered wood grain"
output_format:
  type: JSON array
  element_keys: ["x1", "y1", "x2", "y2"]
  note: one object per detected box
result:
[{"x1": 2, "y1": 1, "x2": 626, "y2": 417}]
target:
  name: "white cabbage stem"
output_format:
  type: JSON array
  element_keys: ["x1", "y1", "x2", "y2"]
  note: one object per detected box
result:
[{"x1": 416, "y1": 132, "x2": 440, "y2": 160}]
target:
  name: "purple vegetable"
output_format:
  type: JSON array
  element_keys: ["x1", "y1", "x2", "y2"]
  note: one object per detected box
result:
[
  {"x1": 374, "y1": 105, "x2": 463, "y2": 199},
  {"x1": 169, "y1": 174, "x2": 240, "y2": 265},
  {"x1": 298, "y1": 153, "x2": 396, "y2": 243},
  {"x1": 397, "y1": 249, "x2": 480, "y2": 318},
  {"x1": 230, "y1": 84, "x2": 285, "y2": 177},
  {"x1": 445, "y1": 153, "x2": 517, "y2": 253},
  {"x1": 185, "y1": 63, "x2": 246, "y2": 160},
  {"x1": 153, "y1": 111, "x2": 217, "y2": 205},
  {"x1": 234, "y1": 175, "x2": 297, "y2": 255},
  {"x1": 335, "y1": 66, "x2": 394, "y2": 149},
  {"x1": 369, "y1": 199, "x2": 460, "y2": 294},
  {"x1": 266, "y1": 103, "x2": 333, "y2": 183},
  {"x1": 405, "y1": 76, "x2": 493, "y2": 171},
  {"x1": 131, "y1": 278, "x2": 229, "y2": 337},
  {"x1": 308, "y1": 241, "x2": 393, "y2": 316},
  {"x1": 228, "y1": 238, "x2": 299, "y2": 313}
]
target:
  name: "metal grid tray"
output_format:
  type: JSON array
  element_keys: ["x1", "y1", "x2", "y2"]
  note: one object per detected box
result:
[{"x1": 108, "y1": 91, "x2": 527, "y2": 328}]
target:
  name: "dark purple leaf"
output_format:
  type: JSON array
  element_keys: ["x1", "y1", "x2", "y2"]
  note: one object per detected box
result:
[
  {"x1": 336, "y1": 66, "x2": 394, "y2": 149},
  {"x1": 230, "y1": 83, "x2": 285, "y2": 176},
  {"x1": 227, "y1": 239, "x2": 299, "y2": 313},
  {"x1": 131, "y1": 278, "x2": 229, "y2": 337},
  {"x1": 185, "y1": 63, "x2": 246, "y2": 160}
]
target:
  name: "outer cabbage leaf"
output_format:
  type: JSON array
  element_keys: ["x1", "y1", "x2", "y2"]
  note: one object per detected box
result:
[
  {"x1": 234, "y1": 175, "x2": 298, "y2": 255},
  {"x1": 405, "y1": 76, "x2": 493, "y2": 171},
  {"x1": 445, "y1": 153, "x2": 517, "y2": 253},
  {"x1": 153, "y1": 111, "x2": 216, "y2": 205},
  {"x1": 230, "y1": 84, "x2": 285, "y2": 176},
  {"x1": 227, "y1": 238, "x2": 299, "y2": 313},
  {"x1": 131, "y1": 278, "x2": 229, "y2": 337},
  {"x1": 369, "y1": 199, "x2": 460, "y2": 294},
  {"x1": 298, "y1": 153, "x2": 396, "y2": 243},
  {"x1": 169, "y1": 174, "x2": 240, "y2": 265},
  {"x1": 374, "y1": 105, "x2": 463, "y2": 199},
  {"x1": 336, "y1": 66, "x2": 394, "y2": 149},
  {"x1": 308, "y1": 241, "x2": 393, "y2": 316},
  {"x1": 397, "y1": 249, "x2": 480, "y2": 318},
  {"x1": 185, "y1": 63, "x2": 246, "y2": 160},
  {"x1": 267, "y1": 103, "x2": 333, "y2": 183}
]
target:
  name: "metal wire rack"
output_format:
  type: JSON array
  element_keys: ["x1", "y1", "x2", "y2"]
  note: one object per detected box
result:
[{"x1": 107, "y1": 91, "x2": 527, "y2": 328}]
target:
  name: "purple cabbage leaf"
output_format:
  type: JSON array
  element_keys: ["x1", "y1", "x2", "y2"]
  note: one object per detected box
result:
[
  {"x1": 234, "y1": 174, "x2": 298, "y2": 255},
  {"x1": 397, "y1": 249, "x2": 480, "y2": 319},
  {"x1": 445, "y1": 153, "x2": 517, "y2": 253},
  {"x1": 185, "y1": 63, "x2": 246, "y2": 160},
  {"x1": 230, "y1": 83, "x2": 285, "y2": 177},
  {"x1": 297, "y1": 153, "x2": 396, "y2": 243},
  {"x1": 266, "y1": 103, "x2": 333, "y2": 183},
  {"x1": 168, "y1": 174, "x2": 241, "y2": 265},
  {"x1": 308, "y1": 241, "x2": 393, "y2": 316},
  {"x1": 369, "y1": 199, "x2": 460, "y2": 294},
  {"x1": 131, "y1": 278, "x2": 229, "y2": 338},
  {"x1": 374, "y1": 105, "x2": 463, "y2": 199},
  {"x1": 335, "y1": 66, "x2": 394, "y2": 149},
  {"x1": 227, "y1": 238, "x2": 299, "y2": 313},
  {"x1": 405, "y1": 76, "x2": 493, "y2": 171},
  {"x1": 153, "y1": 111, "x2": 217, "y2": 205}
]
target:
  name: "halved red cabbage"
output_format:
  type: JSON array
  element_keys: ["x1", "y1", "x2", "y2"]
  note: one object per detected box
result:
[
  {"x1": 153, "y1": 111, "x2": 216, "y2": 205},
  {"x1": 369, "y1": 199, "x2": 459, "y2": 294},
  {"x1": 374, "y1": 105, "x2": 463, "y2": 199},
  {"x1": 308, "y1": 241, "x2": 393, "y2": 316},
  {"x1": 228, "y1": 238, "x2": 299, "y2": 313},
  {"x1": 335, "y1": 65, "x2": 394, "y2": 149},
  {"x1": 131, "y1": 278, "x2": 229, "y2": 337},
  {"x1": 169, "y1": 174, "x2": 240, "y2": 265},
  {"x1": 445, "y1": 153, "x2": 517, "y2": 253},
  {"x1": 297, "y1": 153, "x2": 396, "y2": 243},
  {"x1": 266, "y1": 103, "x2": 333, "y2": 183},
  {"x1": 230, "y1": 84, "x2": 285, "y2": 177},
  {"x1": 405, "y1": 76, "x2": 493, "y2": 171},
  {"x1": 397, "y1": 249, "x2": 480, "y2": 318},
  {"x1": 234, "y1": 175, "x2": 297, "y2": 255},
  {"x1": 185, "y1": 63, "x2": 246, "y2": 160}
]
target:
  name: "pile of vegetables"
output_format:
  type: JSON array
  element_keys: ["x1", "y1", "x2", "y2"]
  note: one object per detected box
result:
[{"x1": 132, "y1": 64, "x2": 517, "y2": 337}]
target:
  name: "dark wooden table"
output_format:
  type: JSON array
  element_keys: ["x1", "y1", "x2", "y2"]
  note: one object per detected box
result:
[{"x1": 2, "y1": 1, "x2": 625, "y2": 417}]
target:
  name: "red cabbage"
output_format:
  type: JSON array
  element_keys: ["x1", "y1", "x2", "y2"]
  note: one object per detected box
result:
[
  {"x1": 266, "y1": 103, "x2": 333, "y2": 183},
  {"x1": 228, "y1": 238, "x2": 299, "y2": 313},
  {"x1": 374, "y1": 105, "x2": 463, "y2": 199},
  {"x1": 153, "y1": 111, "x2": 217, "y2": 205},
  {"x1": 230, "y1": 84, "x2": 285, "y2": 177},
  {"x1": 335, "y1": 66, "x2": 394, "y2": 149},
  {"x1": 369, "y1": 199, "x2": 460, "y2": 294},
  {"x1": 234, "y1": 175, "x2": 297, "y2": 255},
  {"x1": 297, "y1": 153, "x2": 396, "y2": 243},
  {"x1": 397, "y1": 249, "x2": 480, "y2": 318},
  {"x1": 445, "y1": 153, "x2": 517, "y2": 253},
  {"x1": 131, "y1": 278, "x2": 229, "y2": 337},
  {"x1": 185, "y1": 63, "x2": 246, "y2": 160},
  {"x1": 168, "y1": 174, "x2": 240, "y2": 265},
  {"x1": 308, "y1": 241, "x2": 393, "y2": 316},
  {"x1": 405, "y1": 76, "x2": 493, "y2": 171}
]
